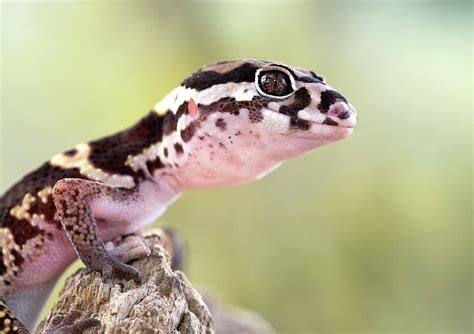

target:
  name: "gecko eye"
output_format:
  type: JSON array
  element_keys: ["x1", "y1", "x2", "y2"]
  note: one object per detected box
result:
[{"x1": 255, "y1": 66, "x2": 296, "y2": 99}]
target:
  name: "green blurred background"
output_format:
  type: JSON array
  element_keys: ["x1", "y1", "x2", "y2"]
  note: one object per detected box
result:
[{"x1": 1, "y1": 1, "x2": 472, "y2": 333}]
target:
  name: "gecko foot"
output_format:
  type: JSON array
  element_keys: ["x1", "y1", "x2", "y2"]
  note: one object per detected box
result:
[
  {"x1": 91, "y1": 239, "x2": 151, "y2": 283},
  {"x1": 43, "y1": 309, "x2": 100, "y2": 334}
]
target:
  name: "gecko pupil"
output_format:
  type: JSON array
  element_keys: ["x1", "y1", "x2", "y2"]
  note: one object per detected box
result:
[{"x1": 258, "y1": 70, "x2": 292, "y2": 97}]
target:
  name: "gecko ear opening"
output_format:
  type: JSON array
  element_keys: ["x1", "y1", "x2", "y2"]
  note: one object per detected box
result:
[{"x1": 188, "y1": 98, "x2": 199, "y2": 118}]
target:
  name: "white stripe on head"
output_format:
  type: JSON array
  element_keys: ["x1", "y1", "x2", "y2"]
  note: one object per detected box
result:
[
  {"x1": 154, "y1": 81, "x2": 259, "y2": 116},
  {"x1": 196, "y1": 82, "x2": 257, "y2": 104},
  {"x1": 154, "y1": 86, "x2": 197, "y2": 115}
]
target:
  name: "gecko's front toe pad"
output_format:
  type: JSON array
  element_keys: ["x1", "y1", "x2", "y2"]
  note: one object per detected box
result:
[
  {"x1": 106, "y1": 238, "x2": 151, "y2": 263},
  {"x1": 44, "y1": 309, "x2": 100, "y2": 334},
  {"x1": 92, "y1": 239, "x2": 150, "y2": 283}
]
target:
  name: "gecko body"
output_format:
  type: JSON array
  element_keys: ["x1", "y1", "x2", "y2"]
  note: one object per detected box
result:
[{"x1": 0, "y1": 59, "x2": 356, "y2": 332}]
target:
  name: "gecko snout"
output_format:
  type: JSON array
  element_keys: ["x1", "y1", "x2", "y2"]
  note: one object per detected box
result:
[
  {"x1": 317, "y1": 89, "x2": 357, "y2": 127},
  {"x1": 324, "y1": 100, "x2": 357, "y2": 128}
]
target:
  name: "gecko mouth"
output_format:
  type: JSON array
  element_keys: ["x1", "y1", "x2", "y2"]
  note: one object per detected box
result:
[
  {"x1": 286, "y1": 115, "x2": 355, "y2": 139},
  {"x1": 297, "y1": 107, "x2": 357, "y2": 130},
  {"x1": 306, "y1": 118, "x2": 355, "y2": 130},
  {"x1": 293, "y1": 101, "x2": 357, "y2": 130},
  {"x1": 261, "y1": 107, "x2": 356, "y2": 137},
  {"x1": 303, "y1": 118, "x2": 355, "y2": 129},
  {"x1": 303, "y1": 120, "x2": 354, "y2": 139},
  {"x1": 307, "y1": 120, "x2": 354, "y2": 135},
  {"x1": 263, "y1": 101, "x2": 356, "y2": 132}
]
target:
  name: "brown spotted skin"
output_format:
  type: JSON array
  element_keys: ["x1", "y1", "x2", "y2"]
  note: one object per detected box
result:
[
  {"x1": 0, "y1": 112, "x2": 163, "y2": 290},
  {"x1": 0, "y1": 112, "x2": 172, "y2": 330},
  {"x1": 52, "y1": 178, "x2": 150, "y2": 282},
  {"x1": 198, "y1": 96, "x2": 269, "y2": 122},
  {"x1": 0, "y1": 164, "x2": 83, "y2": 288},
  {"x1": 0, "y1": 301, "x2": 26, "y2": 333},
  {"x1": 0, "y1": 59, "x2": 357, "y2": 331}
]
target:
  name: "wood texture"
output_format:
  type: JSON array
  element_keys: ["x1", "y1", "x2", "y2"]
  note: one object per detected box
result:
[
  {"x1": 37, "y1": 230, "x2": 213, "y2": 333},
  {"x1": 37, "y1": 229, "x2": 274, "y2": 333}
]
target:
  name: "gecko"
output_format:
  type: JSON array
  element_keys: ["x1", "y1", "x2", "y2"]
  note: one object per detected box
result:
[{"x1": 0, "y1": 59, "x2": 357, "y2": 333}]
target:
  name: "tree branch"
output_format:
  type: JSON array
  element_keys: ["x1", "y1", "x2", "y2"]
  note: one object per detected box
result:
[{"x1": 36, "y1": 229, "x2": 273, "y2": 333}]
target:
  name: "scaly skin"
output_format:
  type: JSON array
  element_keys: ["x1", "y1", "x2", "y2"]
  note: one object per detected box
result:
[{"x1": 0, "y1": 59, "x2": 357, "y2": 332}]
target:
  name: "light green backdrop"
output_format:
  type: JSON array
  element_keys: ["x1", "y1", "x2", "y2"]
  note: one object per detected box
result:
[{"x1": 1, "y1": 1, "x2": 472, "y2": 333}]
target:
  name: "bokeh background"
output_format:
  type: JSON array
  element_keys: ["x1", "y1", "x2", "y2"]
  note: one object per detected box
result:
[{"x1": 1, "y1": 1, "x2": 472, "y2": 333}]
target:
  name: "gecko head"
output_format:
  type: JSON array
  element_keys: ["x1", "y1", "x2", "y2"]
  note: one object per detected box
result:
[{"x1": 154, "y1": 59, "x2": 357, "y2": 188}]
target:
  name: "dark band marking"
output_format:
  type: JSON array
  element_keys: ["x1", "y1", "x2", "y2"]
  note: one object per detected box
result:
[
  {"x1": 215, "y1": 118, "x2": 227, "y2": 131},
  {"x1": 292, "y1": 87, "x2": 312, "y2": 110},
  {"x1": 199, "y1": 96, "x2": 269, "y2": 123},
  {"x1": 0, "y1": 163, "x2": 85, "y2": 275},
  {"x1": 249, "y1": 109, "x2": 263, "y2": 123},
  {"x1": 11, "y1": 248, "x2": 25, "y2": 269},
  {"x1": 182, "y1": 62, "x2": 259, "y2": 91},
  {"x1": 146, "y1": 157, "x2": 164, "y2": 173},
  {"x1": 174, "y1": 143, "x2": 184, "y2": 155},
  {"x1": 323, "y1": 118, "x2": 339, "y2": 126},
  {"x1": 63, "y1": 148, "x2": 78, "y2": 157},
  {"x1": 299, "y1": 75, "x2": 324, "y2": 84},
  {"x1": 310, "y1": 71, "x2": 324, "y2": 81},
  {"x1": 27, "y1": 194, "x2": 57, "y2": 224},
  {"x1": 199, "y1": 97, "x2": 240, "y2": 116},
  {"x1": 0, "y1": 209, "x2": 30, "y2": 279},
  {"x1": 318, "y1": 90, "x2": 347, "y2": 114},
  {"x1": 163, "y1": 102, "x2": 188, "y2": 135},
  {"x1": 0, "y1": 251, "x2": 6, "y2": 276},
  {"x1": 290, "y1": 118, "x2": 310, "y2": 130},
  {"x1": 2, "y1": 213, "x2": 44, "y2": 247},
  {"x1": 163, "y1": 147, "x2": 169, "y2": 157},
  {"x1": 180, "y1": 122, "x2": 196, "y2": 142},
  {"x1": 0, "y1": 301, "x2": 24, "y2": 331},
  {"x1": 338, "y1": 110, "x2": 351, "y2": 120},
  {"x1": 268, "y1": 63, "x2": 297, "y2": 78},
  {"x1": 89, "y1": 112, "x2": 164, "y2": 177},
  {"x1": 0, "y1": 163, "x2": 83, "y2": 215},
  {"x1": 279, "y1": 105, "x2": 297, "y2": 117},
  {"x1": 278, "y1": 87, "x2": 312, "y2": 131}
]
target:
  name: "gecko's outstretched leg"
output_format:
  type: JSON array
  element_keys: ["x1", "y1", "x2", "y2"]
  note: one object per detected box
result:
[{"x1": 52, "y1": 178, "x2": 151, "y2": 283}]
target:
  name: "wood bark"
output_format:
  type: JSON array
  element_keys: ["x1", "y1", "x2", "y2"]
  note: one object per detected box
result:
[{"x1": 37, "y1": 230, "x2": 273, "y2": 334}]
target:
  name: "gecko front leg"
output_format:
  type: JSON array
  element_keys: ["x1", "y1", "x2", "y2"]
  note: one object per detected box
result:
[{"x1": 52, "y1": 178, "x2": 151, "y2": 282}]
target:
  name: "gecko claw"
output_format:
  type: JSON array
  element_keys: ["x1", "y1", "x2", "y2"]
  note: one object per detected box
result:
[
  {"x1": 48, "y1": 315, "x2": 65, "y2": 327},
  {"x1": 91, "y1": 239, "x2": 150, "y2": 283},
  {"x1": 44, "y1": 309, "x2": 100, "y2": 334}
]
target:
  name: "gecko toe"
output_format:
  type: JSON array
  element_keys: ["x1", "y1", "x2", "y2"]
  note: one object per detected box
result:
[
  {"x1": 44, "y1": 310, "x2": 100, "y2": 334},
  {"x1": 101, "y1": 264, "x2": 113, "y2": 282},
  {"x1": 111, "y1": 259, "x2": 142, "y2": 283},
  {"x1": 91, "y1": 246, "x2": 144, "y2": 283},
  {"x1": 73, "y1": 318, "x2": 101, "y2": 333},
  {"x1": 109, "y1": 238, "x2": 151, "y2": 263},
  {"x1": 59, "y1": 309, "x2": 81, "y2": 325},
  {"x1": 49, "y1": 315, "x2": 65, "y2": 327}
]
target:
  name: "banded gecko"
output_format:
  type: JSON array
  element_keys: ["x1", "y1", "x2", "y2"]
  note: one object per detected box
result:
[{"x1": 0, "y1": 59, "x2": 357, "y2": 333}]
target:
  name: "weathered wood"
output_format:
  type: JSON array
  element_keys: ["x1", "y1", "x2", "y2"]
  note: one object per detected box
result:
[
  {"x1": 37, "y1": 229, "x2": 274, "y2": 333},
  {"x1": 37, "y1": 230, "x2": 213, "y2": 333}
]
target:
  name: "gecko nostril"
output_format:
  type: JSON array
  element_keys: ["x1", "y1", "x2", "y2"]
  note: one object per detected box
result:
[{"x1": 328, "y1": 103, "x2": 344, "y2": 116}]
